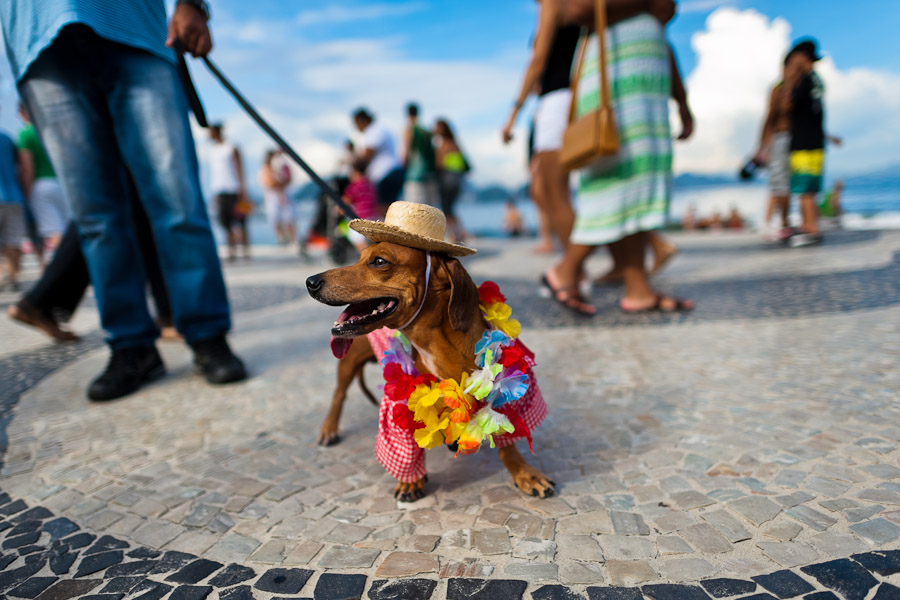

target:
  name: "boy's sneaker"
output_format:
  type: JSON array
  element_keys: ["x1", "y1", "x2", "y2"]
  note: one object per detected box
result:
[
  {"x1": 191, "y1": 335, "x2": 247, "y2": 384},
  {"x1": 790, "y1": 232, "x2": 823, "y2": 248},
  {"x1": 777, "y1": 227, "x2": 796, "y2": 243},
  {"x1": 88, "y1": 346, "x2": 166, "y2": 401}
]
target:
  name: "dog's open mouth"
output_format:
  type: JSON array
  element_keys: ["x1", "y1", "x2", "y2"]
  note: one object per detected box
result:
[{"x1": 332, "y1": 297, "x2": 399, "y2": 337}]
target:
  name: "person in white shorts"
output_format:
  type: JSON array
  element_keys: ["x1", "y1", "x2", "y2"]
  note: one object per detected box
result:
[
  {"x1": 17, "y1": 103, "x2": 70, "y2": 251},
  {"x1": 754, "y1": 61, "x2": 794, "y2": 242},
  {"x1": 502, "y1": 2, "x2": 580, "y2": 252}
]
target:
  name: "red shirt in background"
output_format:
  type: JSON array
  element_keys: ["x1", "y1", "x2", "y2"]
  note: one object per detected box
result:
[{"x1": 345, "y1": 177, "x2": 379, "y2": 220}]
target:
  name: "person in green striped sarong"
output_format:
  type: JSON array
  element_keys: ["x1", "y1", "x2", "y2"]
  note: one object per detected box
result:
[{"x1": 544, "y1": 5, "x2": 694, "y2": 315}]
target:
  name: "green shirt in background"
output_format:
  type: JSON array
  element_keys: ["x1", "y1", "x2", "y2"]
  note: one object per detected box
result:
[
  {"x1": 17, "y1": 124, "x2": 55, "y2": 180},
  {"x1": 405, "y1": 125, "x2": 436, "y2": 182}
]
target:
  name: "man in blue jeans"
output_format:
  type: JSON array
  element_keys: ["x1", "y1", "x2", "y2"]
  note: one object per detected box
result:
[{"x1": 1, "y1": 0, "x2": 246, "y2": 400}]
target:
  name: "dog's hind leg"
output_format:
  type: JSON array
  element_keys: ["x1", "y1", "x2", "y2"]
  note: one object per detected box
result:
[
  {"x1": 499, "y1": 445, "x2": 556, "y2": 498},
  {"x1": 319, "y1": 337, "x2": 376, "y2": 446}
]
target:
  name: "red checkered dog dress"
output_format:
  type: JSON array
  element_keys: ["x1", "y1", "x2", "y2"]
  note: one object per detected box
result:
[{"x1": 368, "y1": 327, "x2": 547, "y2": 483}]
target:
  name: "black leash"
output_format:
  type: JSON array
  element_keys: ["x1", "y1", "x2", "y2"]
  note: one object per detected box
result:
[{"x1": 173, "y1": 42, "x2": 359, "y2": 220}]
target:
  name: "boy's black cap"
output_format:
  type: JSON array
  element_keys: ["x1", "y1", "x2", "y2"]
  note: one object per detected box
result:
[{"x1": 788, "y1": 38, "x2": 822, "y2": 62}]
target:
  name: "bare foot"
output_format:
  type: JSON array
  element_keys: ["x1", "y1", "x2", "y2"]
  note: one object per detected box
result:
[
  {"x1": 593, "y1": 268, "x2": 624, "y2": 285},
  {"x1": 394, "y1": 476, "x2": 427, "y2": 502},
  {"x1": 651, "y1": 241, "x2": 678, "y2": 275},
  {"x1": 621, "y1": 294, "x2": 695, "y2": 313},
  {"x1": 499, "y1": 445, "x2": 556, "y2": 498},
  {"x1": 532, "y1": 241, "x2": 554, "y2": 255}
]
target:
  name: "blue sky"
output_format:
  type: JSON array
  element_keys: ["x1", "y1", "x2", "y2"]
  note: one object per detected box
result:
[{"x1": 2, "y1": 0, "x2": 899, "y2": 190}]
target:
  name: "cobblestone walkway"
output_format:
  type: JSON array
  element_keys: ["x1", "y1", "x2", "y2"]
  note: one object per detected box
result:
[{"x1": 1, "y1": 232, "x2": 899, "y2": 599}]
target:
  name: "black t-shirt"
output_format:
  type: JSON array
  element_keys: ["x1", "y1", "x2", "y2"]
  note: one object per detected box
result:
[
  {"x1": 790, "y1": 71, "x2": 825, "y2": 151},
  {"x1": 540, "y1": 25, "x2": 580, "y2": 96}
]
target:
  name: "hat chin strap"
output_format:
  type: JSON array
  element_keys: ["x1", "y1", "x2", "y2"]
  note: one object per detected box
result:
[{"x1": 398, "y1": 251, "x2": 431, "y2": 331}]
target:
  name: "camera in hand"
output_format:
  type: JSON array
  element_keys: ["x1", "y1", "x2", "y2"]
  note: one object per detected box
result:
[{"x1": 739, "y1": 157, "x2": 765, "y2": 181}]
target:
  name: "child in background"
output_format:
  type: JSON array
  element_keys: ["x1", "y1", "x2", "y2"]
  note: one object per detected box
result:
[
  {"x1": 504, "y1": 199, "x2": 525, "y2": 237},
  {"x1": 343, "y1": 158, "x2": 380, "y2": 252}
]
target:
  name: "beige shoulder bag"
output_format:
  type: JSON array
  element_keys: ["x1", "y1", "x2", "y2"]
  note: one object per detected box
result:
[{"x1": 559, "y1": 0, "x2": 619, "y2": 171}]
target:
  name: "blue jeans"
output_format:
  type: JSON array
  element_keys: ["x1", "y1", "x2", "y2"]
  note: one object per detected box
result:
[{"x1": 19, "y1": 25, "x2": 230, "y2": 348}]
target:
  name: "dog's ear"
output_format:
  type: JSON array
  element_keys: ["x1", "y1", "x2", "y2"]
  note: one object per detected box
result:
[{"x1": 437, "y1": 256, "x2": 479, "y2": 332}]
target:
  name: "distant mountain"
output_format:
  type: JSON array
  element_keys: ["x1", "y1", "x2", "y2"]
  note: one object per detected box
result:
[
  {"x1": 673, "y1": 172, "x2": 743, "y2": 188},
  {"x1": 842, "y1": 164, "x2": 900, "y2": 188},
  {"x1": 294, "y1": 181, "x2": 324, "y2": 201}
]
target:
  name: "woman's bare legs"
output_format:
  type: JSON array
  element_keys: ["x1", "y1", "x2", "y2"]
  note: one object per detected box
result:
[
  {"x1": 529, "y1": 156, "x2": 554, "y2": 253},
  {"x1": 533, "y1": 151, "x2": 575, "y2": 251},
  {"x1": 648, "y1": 231, "x2": 678, "y2": 274},
  {"x1": 595, "y1": 231, "x2": 677, "y2": 284}
]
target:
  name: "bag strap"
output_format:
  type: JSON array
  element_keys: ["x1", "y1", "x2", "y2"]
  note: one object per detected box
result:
[{"x1": 567, "y1": 0, "x2": 611, "y2": 123}]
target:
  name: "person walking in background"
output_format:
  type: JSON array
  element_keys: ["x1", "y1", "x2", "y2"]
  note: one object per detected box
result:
[
  {"x1": 434, "y1": 118, "x2": 469, "y2": 242},
  {"x1": 352, "y1": 108, "x2": 404, "y2": 216},
  {"x1": 402, "y1": 103, "x2": 438, "y2": 206},
  {"x1": 2, "y1": 0, "x2": 246, "y2": 400},
  {"x1": 754, "y1": 58, "x2": 794, "y2": 242},
  {"x1": 208, "y1": 123, "x2": 251, "y2": 260},
  {"x1": 543, "y1": 0, "x2": 694, "y2": 315},
  {"x1": 9, "y1": 179, "x2": 178, "y2": 343},
  {"x1": 17, "y1": 102, "x2": 70, "y2": 253},
  {"x1": 502, "y1": 0, "x2": 579, "y2": 253},
  {"x1": 504, "y1": 199, "x2": 526, "y2": 237},
  {"x1": 259, "y1": 149, "x2": 296, "y2": 245},
  {"x1": 527, "y1": 122, "x2": 554, "y2": 253},
  {"x1": 785, "y1": 39, "x2": 841, "y2": 247},
  {"x1": 0, "y1": 120, "x2": 25, "y2": 292}
]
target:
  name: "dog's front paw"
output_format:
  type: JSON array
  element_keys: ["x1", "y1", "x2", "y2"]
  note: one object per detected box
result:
[
  {"x1": 317, "y1": 423, "x2": 341, "y2": 446},
  {"x1": 394, "y1": 476, "x2": 427, "y2": 502},
  {"x1": 499, "y1": 446, "x2": 556, "y2": 499},
  {"x1": 513, "y1": 464, "x2": 556, "y2": 498}
]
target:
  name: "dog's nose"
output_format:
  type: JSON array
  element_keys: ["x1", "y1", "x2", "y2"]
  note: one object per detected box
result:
[{"x1": 306, "y1": 274, "x2": 325, "y2": 295}]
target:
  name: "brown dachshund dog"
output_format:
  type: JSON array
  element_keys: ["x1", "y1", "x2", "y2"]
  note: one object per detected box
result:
[{"x1": 306, "y1": 242, "x2": 555, "y2": 501}]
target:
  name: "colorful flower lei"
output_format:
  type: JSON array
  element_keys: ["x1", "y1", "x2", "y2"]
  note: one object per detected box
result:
[{"x1": 382, "y1": 281, "x2": 536, "y2": 455}]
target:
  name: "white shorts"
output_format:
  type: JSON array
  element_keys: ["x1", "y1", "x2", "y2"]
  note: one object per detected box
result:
[
  {"x1": 263, "y1": 191, "x2": 296, "y2": 226},
  {"x1": 30, "y1": 178, "x2": 70, "y2": 237},
  {"x1": 769, "y1": 132, "x2": 791, "y2": 195},
  {"x1": 0, "y1": 204, "x2": 25, "y2": 248},
  {"x1": 533, "y1": 88, "x2": 572, "y2": 153},
  {"x1": 402, "y1": 179, "x2": 439, "y2": 206}
]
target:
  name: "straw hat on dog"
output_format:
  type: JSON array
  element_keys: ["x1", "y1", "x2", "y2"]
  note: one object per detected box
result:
[{"x1": 349, "y1": 201, "x2": 476, "y2": 256}]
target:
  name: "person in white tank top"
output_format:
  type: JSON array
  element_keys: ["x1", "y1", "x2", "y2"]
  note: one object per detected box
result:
[{"x1": 208, "y1": 124, "x2": 250, "y2": 260}]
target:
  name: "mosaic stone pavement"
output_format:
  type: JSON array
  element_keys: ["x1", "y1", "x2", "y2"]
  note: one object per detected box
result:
[{"x1": 0, "y1": 231, "x2": 898, "y2": 599}]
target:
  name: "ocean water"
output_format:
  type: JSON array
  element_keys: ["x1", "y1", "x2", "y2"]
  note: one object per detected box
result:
[{"x1": 233, "y1": 180, "x2": 900, "y2": 245}]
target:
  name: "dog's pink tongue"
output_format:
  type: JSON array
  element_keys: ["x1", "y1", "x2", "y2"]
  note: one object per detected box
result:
[{"x1": 331, "y1": 336, "x2": 353, "y2": 359}]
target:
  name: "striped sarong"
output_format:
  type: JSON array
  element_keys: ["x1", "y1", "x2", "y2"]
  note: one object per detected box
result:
[{"x1": 570, "y1": 14, "x2": 673, "y2": 246}]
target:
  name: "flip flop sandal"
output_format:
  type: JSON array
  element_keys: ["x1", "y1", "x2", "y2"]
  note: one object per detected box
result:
[
  {"x1": 621, "y1": 295, "x2": 694, "y2": 314},
  {"x1": 541, "y1": 275, "x2": 596, "y2": 317}
]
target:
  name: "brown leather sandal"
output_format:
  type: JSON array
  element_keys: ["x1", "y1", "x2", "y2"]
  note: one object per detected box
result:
[
  {"x1": 621, "y1": 295, "x2": 694, "y2": 313},
  {"x1": 541, "y1": 275, "x2": 596, "y2": 317}
]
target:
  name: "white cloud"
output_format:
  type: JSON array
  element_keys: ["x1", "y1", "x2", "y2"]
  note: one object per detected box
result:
[
  {"x1": 296, "y1": 2, "x2": 426, "y2": 27},
  {"x1": 674, "y1": 7, "x2": 900, "y2": 176},
  {"x1": 196, "y1": 26, "x2": 530, "y2": 190}
]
